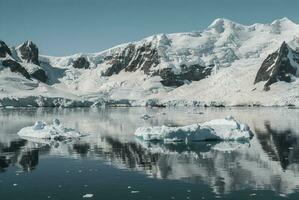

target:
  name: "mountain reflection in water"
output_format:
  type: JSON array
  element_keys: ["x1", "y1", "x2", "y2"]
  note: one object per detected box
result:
[
  {"x1": 255, "y1": 121, "x2": 299, "y2": 170},
  {"x1": 0, "y1": 107, "x2": 299, "y2": 196}
]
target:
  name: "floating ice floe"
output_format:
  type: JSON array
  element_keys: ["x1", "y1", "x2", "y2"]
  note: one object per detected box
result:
[
  {"x1": 82, "y1": 194, "x2": 94, "y2": 198},
  {"x1": 17, "y1": 119, "x2": 85, "y2": 140},
  {"x1": 134, "y1": 116, "x2": 253, "y2": 142},
  {"x1": 131, "y1": 191, "x2": 140, "y2": 194}
]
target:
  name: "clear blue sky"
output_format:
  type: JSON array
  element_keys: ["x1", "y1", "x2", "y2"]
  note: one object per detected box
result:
[{"x1": 0, "y1": 0, "x2": 298, "y2": 56}]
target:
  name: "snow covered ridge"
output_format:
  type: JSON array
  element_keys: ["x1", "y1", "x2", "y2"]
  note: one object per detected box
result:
[
  {"x1": 1, "y1": 18, "x2": 299, "y2": 107},
  {"x1": 17, "y1": 119, "x2": 86, "y2": 140},
  {"x1": 0, "y1": 40, "x2": 47, "y2": 82},
  {"x1": 134, "y1": 116, "x2": 253, "y2": 142}
]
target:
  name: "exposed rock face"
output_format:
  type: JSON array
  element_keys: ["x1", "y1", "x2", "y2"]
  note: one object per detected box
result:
[
  {"x1": 73, "y1": 57, "x2": 90, "y2": 69},
  {"x1": 2, "y1": 59, "x2": 31, "y2": 79},
  {"x1": 156, "y1": 64, "x2": 212, "y2": 87},
  {"x1": 31, "y1": 69, "x2": 48, "y2": 83},
  {"x1": 254, "y1": 42, "x2": 299, "y2": 90},
  {"x1": 102, "y1": 44, "x2": 134, "y2": 76},
  {"x1": 103, "y1": 42, "x2": 211, "y2": 86},
  {"x1": 103, "y1": 43, "x2": 159, "y2": 76},
  {"x1": 124, "y1": 43, "x2": 159, "y2": 74},
  {"x1": 14, "y1": 41, "x2": 48, "y2": 82},
  {"x1": 0, "y1": 40, "x2": 11, "y2": 58},
  {"x1": 0, "y1": 40, "x2": 48, "y2": 82},
  {"x1": 17, "y1": 41, "x2": 40, "y2": 65}
]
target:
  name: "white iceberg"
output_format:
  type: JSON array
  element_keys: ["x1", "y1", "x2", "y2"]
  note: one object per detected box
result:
[
  {"x1": 134, "y1": 116, "x2": 253, "y2": 142},
  {"x1": 17, "y1": 119, "x2": 84, "y2": 140}
]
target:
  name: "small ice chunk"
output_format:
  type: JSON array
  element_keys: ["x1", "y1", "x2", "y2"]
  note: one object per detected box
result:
[
  {"x1": 141, "y1": 114, "x2": 151, "y2": 120},
  {"x1": 196, "y1": 112, "x2": 204, "y2": 115},
  {"x1": 131, "y1": 191, "x2": 140, "y2": 194},
  {"x1": 279, "y1": 194, "x2": 287, "y2": 197},
  {"x1": 83, "y1": 194, "x2": 94, "y2": 198},
  {"x1": 13, "y1": 183, "x2": 18, "y2": 186}
]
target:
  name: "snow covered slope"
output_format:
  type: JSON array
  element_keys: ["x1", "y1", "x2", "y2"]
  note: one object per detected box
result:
[{"x1": 1, "y1": 18, "x2": 299, "y2": 107}]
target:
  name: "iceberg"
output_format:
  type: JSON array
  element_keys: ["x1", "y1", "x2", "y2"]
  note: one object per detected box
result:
[
  {"x1": 17, "y1": 119, "x2": 85, "y2": 140},
  {"x1": 134, "y1": 116, "x2": 253, "y2": 142}
]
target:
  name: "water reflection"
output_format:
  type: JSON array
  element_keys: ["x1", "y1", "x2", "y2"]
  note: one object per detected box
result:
[
  {"x1": 255, "y1": 121, "x2": 299, "y2": 170},
  {"x1": 19, "y1": 149, "x2": 39, "y2": 171},
  {"x1": 0, "y1": 107, "x2": 299, "y2": 196},
  {"x1": 0, "y1": 139, "x2": 28, "y2": 172},
  {"x1": 0, "y1": 156, "x2": 9, "y2": 172}
]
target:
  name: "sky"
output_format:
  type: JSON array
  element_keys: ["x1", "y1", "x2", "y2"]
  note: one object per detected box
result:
[{"x1": 0, "y1": 0, "x2": 298, "y2": 56}]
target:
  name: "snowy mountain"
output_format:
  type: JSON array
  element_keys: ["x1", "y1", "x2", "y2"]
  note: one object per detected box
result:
[{"x1": 1, "y1": 18, "x2": 299, "y2": 107}]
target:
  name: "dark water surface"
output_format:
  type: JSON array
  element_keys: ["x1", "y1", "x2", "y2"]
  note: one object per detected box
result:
[{"x1": 0, "y1": 107, "x2": 299, "y2": 200}]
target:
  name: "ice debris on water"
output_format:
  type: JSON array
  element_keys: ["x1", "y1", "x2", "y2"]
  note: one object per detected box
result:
[
  {"x1": 17, "y1": 119, "x2": 86, "y2": 140},
  {"x1": 141, "y1": 114, "x2": 152, "y2": 120},
  {"x1": 131, "y1": 191, "x2": 140, "y2": 194},
  {"x1": 83, "y1": 194, "x2": 94, "y2": 198}
]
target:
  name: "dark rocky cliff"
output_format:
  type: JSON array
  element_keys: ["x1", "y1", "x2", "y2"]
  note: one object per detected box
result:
[{"x1": 254, "y1": 42, "x2": 299, "y2": 90}]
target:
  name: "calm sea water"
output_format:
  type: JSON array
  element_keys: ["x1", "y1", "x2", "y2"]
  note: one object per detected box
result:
[{"x1": 0, "y1": 107, "x2": 299, "y2": 200}]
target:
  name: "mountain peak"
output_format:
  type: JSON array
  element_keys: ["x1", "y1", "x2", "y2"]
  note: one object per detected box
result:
[
  {"x1": 279, "y1": 41, "x2": 289, "y2": 50},
  {"x1": 207, "y1": 18, "x2": 244, "y2": 33},
  {"x1": 17, "y1": 40, "x2": 40, "y2": 65},
  {"x1": 254, "y1": 42, "x2": 299, "y2": 90},
  {"x1": 271, "y1": 17, "x2": 296, "y2": 25},
  {"x1": 209, "y1": 18, "x2": 235, "y2": 26},
  {"x1": 207, "y1": 18, "x2": 298, "y2": 34},
  {"x1": 23, "y1": 40, "x2": 36, "y2": 48},
  {"x1": 0, "y1": 40, "x2": 12, "y2": 57},
  {"x1": 208, "y1": 18, "x2": 234, "y2": 32}
]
